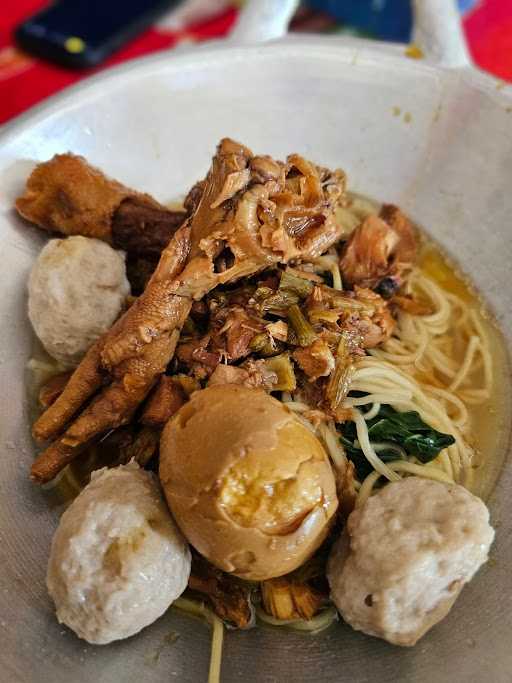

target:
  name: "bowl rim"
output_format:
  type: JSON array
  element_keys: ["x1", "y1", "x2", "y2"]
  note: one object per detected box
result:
[
  {"x1": 2, "y1": 31, "x2": 512, "y2": 682},
  {"x1": 2, "y1": 33, "x2": 512, "y2": 149}
]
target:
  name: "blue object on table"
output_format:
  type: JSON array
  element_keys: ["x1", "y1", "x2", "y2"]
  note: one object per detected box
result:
[{"x1": 306, "y1": 0, "x2": 478, "y2": 42}]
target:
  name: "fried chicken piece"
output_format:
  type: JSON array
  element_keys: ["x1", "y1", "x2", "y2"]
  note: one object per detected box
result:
[
  {"x1": 176, "y1": 336, "x2": 221, "y2": 379},
  {"x1": 112, "y1": 198, "x2": 186, "y2": 257},
  {"x1": 189, "y1": 555, "x2": 254, "y2": 629},
  {"x1": 16, "y1": 153, "x2": 186, "y2": 251},
  {"x1": 340, "y1": 204, "x2": 417, "y2": 289},
  {"x1": 392, "y1": 294, "x2": 433, "y2": 316},
  {"x1": 140, "y1": 376, "x2": 187, "y2": 427},
  {"x1": 225, "y1": 310, "x2": 264, "y2": 360},
  {"x1": 118, "y1": 426, "x2": 160, "y2": 467},
  {"x1": 176, "y1": 337, "x2": 220, "y2": 367},
  {"x1": 125, "y1": 255, "x2": 159, "y2": 295},
  {"x1": 266, "y1": 320, "x2": 288, "y2": 342},
  {"x1": 296, "y1": 285, "x2": 394, "y2": 420},
  {"x1": 208, "y1": 364, "x2": 251, "y2": 387},
  {"x1": 209, "y1": 307, "x2": 265, "y2": 362},
  {"x1": 346, "y1": 287, "x2": 395, "y2": 349},
  {"x1": 207, "y1": 361, "x2": 278, "y2": 392},
  {"x1": 293, "y1": 339, "x2": 335, "y2": 382},
  {"x1": 31, "y1": 138, "x2": 346, "y2": 483}
]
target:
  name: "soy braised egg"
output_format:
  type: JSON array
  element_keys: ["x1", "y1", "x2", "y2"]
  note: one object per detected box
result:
[{"x1": 159, "y1": 385, "x2": 338, "y2": 581}]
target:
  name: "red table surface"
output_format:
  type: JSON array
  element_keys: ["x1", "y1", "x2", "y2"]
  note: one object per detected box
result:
[{"x1": 1, "y1": 0, "x2": 511, "y2": 125}]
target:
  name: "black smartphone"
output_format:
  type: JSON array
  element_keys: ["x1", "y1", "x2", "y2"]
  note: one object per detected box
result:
[{"x1": 15, "y1": 0, "x2": 181, "y2": 69}]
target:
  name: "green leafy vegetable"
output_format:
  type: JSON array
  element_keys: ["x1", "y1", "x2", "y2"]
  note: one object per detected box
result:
[
  {"x1": 279, "y1": 270, "x2": 314, "y2": 299},
  {"x1": 340, "y1": 403, "x2": 455, "y2": 480}
]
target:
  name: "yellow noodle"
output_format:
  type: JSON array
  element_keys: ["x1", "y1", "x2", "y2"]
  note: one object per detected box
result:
[
  {"x1": 363, "y1": 402, "x2": 381, "y2": 420},
  {"x1": 318, "y1": 421, "x2": 348, "y2": 473},
  {"x1": 352, "y1": 409, "x2": 401, "y2": 482},
  {"x1": 449, "y1": 336, "x2": 480, "y2": 391},
  {"x1": 469, "y1": 309, "x2": 494, "y2": 391},
  {"x1": 343, "y1": 392, "x2": 412, "y2": 407},
  {"x1": 356, "y1": 470, "x2": 381, "y2": 506},
  {"x1": 284, "y1": 401, "x2": 310, "y2": 413},
  {"x1": 348, "y1": 357, "x2": 472, "y2": 480},
  {"x1": 294, "y1": 412, "x2": 317, "y2": 434},
  {"x1": 173, "y1": 598, "x2": 224, "y2": 683},
  {"x1": 357, "y1": 460, "x2": 455, "y2": 507},
  {"x1": 427, "y1": 386, "x2": 469, "y2": 430}
]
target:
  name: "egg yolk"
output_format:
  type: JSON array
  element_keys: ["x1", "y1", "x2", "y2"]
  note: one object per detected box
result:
[{"x1": 217, "y1": 422, "x2": 326, "y2": 535}]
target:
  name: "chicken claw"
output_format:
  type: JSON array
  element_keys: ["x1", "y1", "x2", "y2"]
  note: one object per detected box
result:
[{"x1": 30, "y1": 138, "x2": 346, "y2": 483}]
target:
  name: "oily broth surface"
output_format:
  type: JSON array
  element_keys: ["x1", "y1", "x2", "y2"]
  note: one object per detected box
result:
[{"x1": 418, "y1": 244, "x2": 511, "y2": 499}]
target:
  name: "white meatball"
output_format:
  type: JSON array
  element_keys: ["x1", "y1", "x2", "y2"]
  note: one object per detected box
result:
[
  {"x1": 28, "y1": 236, "x2": 130, "y2": 367},
  {"x1": 327, "y1": 477, "x2": 494, "y2": 646},
  {"x1": 47, "y1": 462, "x2": 191, "y2": 644}
]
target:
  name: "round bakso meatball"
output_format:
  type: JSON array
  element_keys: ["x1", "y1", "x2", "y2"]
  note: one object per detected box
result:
[
  {"x1": 327, "y1": 477, "x2": 494, "y2": 646},
  {"x1": 28, "y1": 236, "x2": 130, "y2": 366},
  {"x1": 159, "y1": 385, "x2": 338, "y2": 581},
  {"x1": 47, "y1": 462, "x2": 191, "y2": 644}
]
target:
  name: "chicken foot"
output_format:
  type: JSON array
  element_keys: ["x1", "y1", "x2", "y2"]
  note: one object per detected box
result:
[{"x1": 30, "y1": 138, "x2": 346, "y2": 483}]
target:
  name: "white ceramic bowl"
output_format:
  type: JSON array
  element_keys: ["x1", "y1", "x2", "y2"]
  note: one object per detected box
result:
[{"x1": 0, "y1": 1, "x2": 510, "y2": 681}]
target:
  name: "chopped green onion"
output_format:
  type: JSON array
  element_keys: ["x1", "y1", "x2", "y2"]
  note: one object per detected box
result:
[
  {"x1": 264, "y1": 353, "x2": 296, "y2": 391},
  {"x1": 252, "y1": 286, "x2": 275, "y2": 303},
  {"x1": 261, "y1": 290, "x2": 300, "y2": 316},
  {"x1": 325, "y1": 333, "x2": 354, "y2": 410},
  {"x1": 287, "y1": 304, "x2": 317, "y2": 347},
  {"x1": 249, "y1": 333, "x2": 284, "y2": 357},
  {"x1": 320, "y1": 287, "x2": 376, "y2": 316},
  {"x1": 279, "y1": 270, "x2": 314, "y2": 298},
  {"x1": 307, "y1": 309, "x2": 340, "y2": 324}
]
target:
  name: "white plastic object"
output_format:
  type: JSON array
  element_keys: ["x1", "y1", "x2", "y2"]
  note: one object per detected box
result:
[
  {"x1": 412, "y1": 0, "x2": 471, "y2": 67},
  {"x1": 230, "y1": 0, "x2": 471, "y2": 68},
  {"x1": 229, "y1": 0, "x2": 299, "y2": 43}
]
